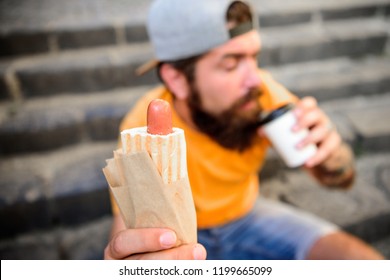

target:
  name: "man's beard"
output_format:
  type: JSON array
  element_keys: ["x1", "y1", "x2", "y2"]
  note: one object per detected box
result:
[{"x1": 187, "y1": 86, "x2": 263, "y2": 152}]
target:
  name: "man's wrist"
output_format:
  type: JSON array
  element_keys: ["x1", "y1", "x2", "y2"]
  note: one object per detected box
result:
[{"x1": 309, "y1": 142, "x2": 355, "y2": 189}]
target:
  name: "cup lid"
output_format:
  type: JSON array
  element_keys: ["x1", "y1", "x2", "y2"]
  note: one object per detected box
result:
[{"x1": 258, "y1": 103, "x2": 294, "y2": 126}]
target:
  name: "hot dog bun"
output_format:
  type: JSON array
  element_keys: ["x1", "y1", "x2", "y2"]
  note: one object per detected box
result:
[{"x1": 121, "y1": 100, "x2": 187, "y2": 184}]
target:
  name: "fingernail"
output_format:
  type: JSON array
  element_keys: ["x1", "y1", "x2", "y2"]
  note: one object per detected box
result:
[
  {"x1": 193, "y1": 244, "x2": 205, "y2": 260},
  {"x1": 294, "y1": 108, "x2": 302, "y2": 117},
  {"x1": 305, "y1": 159, "x2": 314, "y2": 168},
  {"x1": 160, "y1": 231, "x2": 176, "y2": 248}
]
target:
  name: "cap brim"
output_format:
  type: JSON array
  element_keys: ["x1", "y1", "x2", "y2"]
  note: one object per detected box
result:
[{"x1": 135, "y1": 59, "x2": 160, "y2": 76}]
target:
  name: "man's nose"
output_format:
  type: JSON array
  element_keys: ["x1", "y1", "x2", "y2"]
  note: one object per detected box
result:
[{"x1": 243, "y1": 58, "x2": 261, "y2": 88}]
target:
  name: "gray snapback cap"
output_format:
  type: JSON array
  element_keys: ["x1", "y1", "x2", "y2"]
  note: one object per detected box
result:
[{"x1": 136, "y1": 0, "x2": 257, "y2": 75}]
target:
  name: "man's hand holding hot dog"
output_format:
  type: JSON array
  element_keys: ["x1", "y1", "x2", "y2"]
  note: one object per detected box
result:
[
  {"x1": 292, "y1": 97, "x2": 355, "y2": 188},
  {"x1": 104, "y1": 216, "x2": 206, "y2": 260},
  {"x1": 103, "y1": 99, "x2": 206, "y2": 260}
]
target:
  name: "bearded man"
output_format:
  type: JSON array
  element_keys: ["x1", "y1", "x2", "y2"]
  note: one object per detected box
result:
[{"x1": 104, "y1": 0, "x2": 383, "y2": 260}]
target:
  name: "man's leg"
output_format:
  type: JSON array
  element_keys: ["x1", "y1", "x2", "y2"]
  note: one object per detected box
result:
[
  {"x1": 198, "y1": 198, "x2": 384, "y2": 259},
  {"x1": 199, "y1": 198, "x2": 338, "y2": 259},
  {"x1": 306, "y1": 231, "x2": 384, "y2": 259}
]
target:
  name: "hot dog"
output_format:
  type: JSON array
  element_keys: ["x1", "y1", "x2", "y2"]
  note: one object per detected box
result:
[
  {"x1": 121, "y1": 99, "x2": 187, "y2": 184},
  {"x1": 104, "y1": 99, "x2": 196, "y2": 245},
  {"x1": 147, "y1": 99, "x2": 173, "y2": 135}
]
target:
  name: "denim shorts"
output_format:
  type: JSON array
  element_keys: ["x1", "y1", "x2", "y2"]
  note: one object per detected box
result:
[{"x1": 197, "y1": 198, "x2": 339, "y2": 260}]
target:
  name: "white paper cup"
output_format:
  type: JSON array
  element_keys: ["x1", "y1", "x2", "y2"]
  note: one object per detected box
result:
[{"x1": 260, "y1": 104, "x2": 317, "y2": 168}]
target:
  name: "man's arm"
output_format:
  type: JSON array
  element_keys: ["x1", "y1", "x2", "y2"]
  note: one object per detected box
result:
[{"x1": 306, "y1": 142, "x2": 355, "y2": 189}]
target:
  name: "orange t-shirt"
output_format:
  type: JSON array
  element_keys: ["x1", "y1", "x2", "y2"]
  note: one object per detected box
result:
[{"x1": 113, "y1": 69, "x2": 297, "y2": 228}]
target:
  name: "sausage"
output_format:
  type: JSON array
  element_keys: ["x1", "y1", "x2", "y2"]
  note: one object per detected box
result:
[{"x1": 147, "y1": 99, "x2": 173, "y2": 135}]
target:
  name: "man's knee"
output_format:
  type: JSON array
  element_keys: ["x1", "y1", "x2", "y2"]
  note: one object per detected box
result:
[{"x1": 306, "y1": 231, "x2": 384, "y2": 260}]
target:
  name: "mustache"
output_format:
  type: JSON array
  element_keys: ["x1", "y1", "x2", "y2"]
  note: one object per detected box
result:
[{"x1": 228, "y1": 87, "x2": 262, "y2": 113}]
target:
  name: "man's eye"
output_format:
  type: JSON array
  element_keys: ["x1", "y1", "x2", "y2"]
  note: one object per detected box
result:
[{"x1": 223, "y1": 58, "x2": 239, "y2": 70}]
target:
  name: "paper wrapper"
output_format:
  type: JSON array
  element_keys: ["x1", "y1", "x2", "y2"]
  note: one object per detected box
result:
[{"x1": 102, "y1": 127, "x2": 197, "y2": 245}]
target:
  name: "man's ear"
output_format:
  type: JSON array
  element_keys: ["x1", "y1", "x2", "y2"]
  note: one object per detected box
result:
[{"x1": 159, "y1": 64, "x2": 190, "y2": 100}]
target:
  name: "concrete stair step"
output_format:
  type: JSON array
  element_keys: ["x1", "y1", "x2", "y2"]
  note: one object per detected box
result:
[
  {"x1": 1, "y1": 56, "x2": 390, "y2": 155},
  {"x1": 0, "y1": 86, "x2": 149, "y2": 155},
  {"x1": 0, "y1": 44, "x2": 155, "y2": 100},
  {"x1": 267, "y1": 55, "x2": 390, "y2": 101},
  {"x1": 0, "y1": 141, "x2": 116, "y2": 239},
  {"x1": 322, "y1": 93, "x2": 390, "y2": 153},
  {"x1": 0, "y1": 215, "x2": 111, "y2": 259},
  {"x1": 0, "y1": 0, "x2": 152, "y2": 58},
  {"x1": 1, "y1": 17, "x2": 388, "y2": 100},
  {"x1": 1, "y1": 0, "x2": 388, "y2": 57},
  {"x1": 253, "y1": 0, "x2": 390, "y2": 14},
  {"x1": 256, "y1": 0, "x2": 390, "y2": 27},
  {"x1": 372, "y1": 236, "x2": 390, "y2": 259},
  {"x1": 259, "y1": 17, "x2": 389, "y2": 67}
]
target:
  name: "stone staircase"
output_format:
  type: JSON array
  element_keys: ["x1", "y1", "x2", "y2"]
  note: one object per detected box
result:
[{"x1": 1, "y1": 0, "x2": 390, "y2": 259}]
